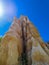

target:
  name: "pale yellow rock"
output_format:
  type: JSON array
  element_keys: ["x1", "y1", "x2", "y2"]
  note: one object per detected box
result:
[
  {"x1": 0, "y1": 16, "x2": 49, "y2": 65},
  {"x1": 0, "y1": 35, "x2": 22, "y2": 65}
]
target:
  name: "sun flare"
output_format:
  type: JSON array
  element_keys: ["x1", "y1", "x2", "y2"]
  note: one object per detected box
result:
[{"x1": 0, "y1": 3, "x2": 4, "y2": 17}]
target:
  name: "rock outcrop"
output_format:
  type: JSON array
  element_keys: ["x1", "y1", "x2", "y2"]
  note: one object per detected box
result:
[{"x1": 0, "y1": 16, "x2": 49, "y2": 65}]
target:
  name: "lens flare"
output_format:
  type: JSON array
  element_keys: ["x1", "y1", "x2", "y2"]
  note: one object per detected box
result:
[{"x1": 0, "y1": 3, "x2": 4, "y2": 17}]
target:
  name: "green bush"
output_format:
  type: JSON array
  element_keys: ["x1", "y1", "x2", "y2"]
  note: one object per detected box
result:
[{"x1": 0, "y1": 37, "x2": 2, "y2": 42}]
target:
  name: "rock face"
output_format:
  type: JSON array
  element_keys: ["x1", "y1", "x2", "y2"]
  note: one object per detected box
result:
[
  {"x1": 0, "y1": 16, "x2": 49, "y2": 65},
  {"x1": 45, "y1": 43, "x2": 49, "y2": 49}
]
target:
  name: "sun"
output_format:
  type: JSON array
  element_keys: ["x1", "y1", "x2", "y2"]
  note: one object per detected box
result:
[{"x1": 0, "y1": 3, "x2": 4, "y2": 17}]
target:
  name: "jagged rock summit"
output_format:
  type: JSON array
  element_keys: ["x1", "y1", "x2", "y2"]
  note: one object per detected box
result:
[{"x1": 0, "y1": 16, "x2": 49, "y2": 65}]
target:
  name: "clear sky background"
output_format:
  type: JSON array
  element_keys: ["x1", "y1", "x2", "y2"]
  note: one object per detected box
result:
[{"x1": 0, "y1": 0, "x2": 49, "y2": 42}]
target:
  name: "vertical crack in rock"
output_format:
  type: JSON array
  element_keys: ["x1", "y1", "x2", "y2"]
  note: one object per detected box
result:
[{"x1": 21, "y1": 18, "x2": 28, "y2": 65}]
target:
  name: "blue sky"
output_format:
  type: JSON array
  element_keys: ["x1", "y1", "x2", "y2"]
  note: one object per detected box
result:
[{"x1": 0, "y1": 0, "x2": 49, "y2": 42}]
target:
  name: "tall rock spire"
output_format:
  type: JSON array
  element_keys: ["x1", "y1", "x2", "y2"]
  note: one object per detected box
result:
[{"x1": 0, "y1": 16, "x2": 49, "y2": 65}]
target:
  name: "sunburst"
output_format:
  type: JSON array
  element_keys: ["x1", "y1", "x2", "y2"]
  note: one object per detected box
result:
[{"x1": 0, "y1": 3, "x2": 4, "y2": 17}]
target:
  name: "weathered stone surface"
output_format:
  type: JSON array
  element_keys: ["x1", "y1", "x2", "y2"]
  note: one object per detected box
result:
[{"x1": 0, "y1": 16, "x2": 49, "y2": 65}]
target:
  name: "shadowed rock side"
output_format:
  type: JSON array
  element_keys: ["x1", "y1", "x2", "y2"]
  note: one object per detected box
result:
[
  {"x1": 0, "y1": 16, "x2": 49, "y2": 65},
  {"x1": 45, "y1": 43, "x2": 49, "y2": 49}
]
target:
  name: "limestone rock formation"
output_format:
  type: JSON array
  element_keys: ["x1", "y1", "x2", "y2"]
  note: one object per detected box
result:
[{"x1": 0, "y1": 16, "x2": 49, "y2": 65}]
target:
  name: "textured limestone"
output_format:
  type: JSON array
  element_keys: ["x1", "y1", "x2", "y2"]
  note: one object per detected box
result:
[{"x1": 0, "y1": 16, "x2": 49, "y2": 65}]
